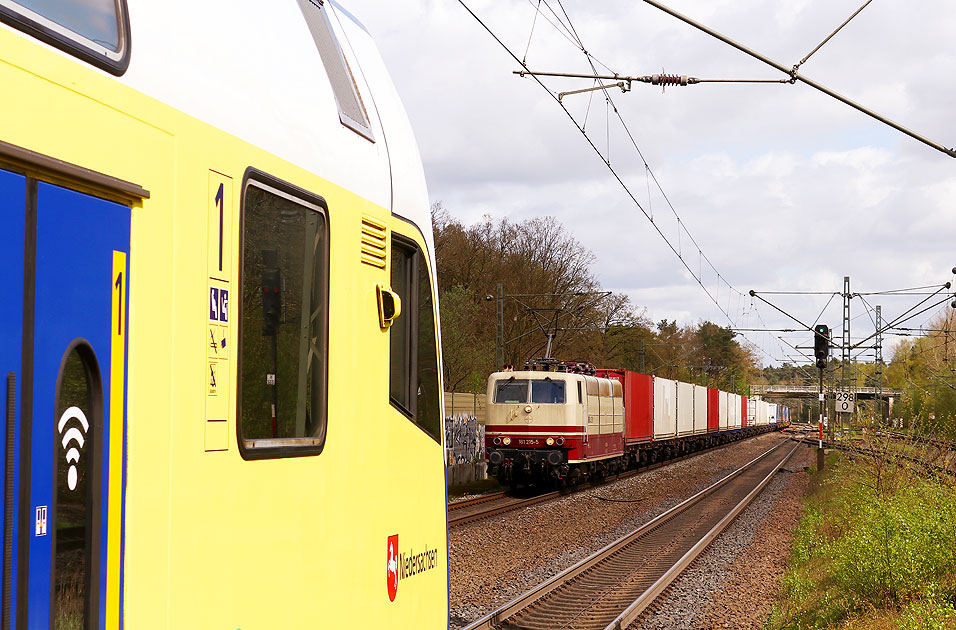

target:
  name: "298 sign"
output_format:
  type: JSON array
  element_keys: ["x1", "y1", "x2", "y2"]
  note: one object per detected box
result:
[{"x1": 834, "y1": 390, "x2": 854, "y2": 414}]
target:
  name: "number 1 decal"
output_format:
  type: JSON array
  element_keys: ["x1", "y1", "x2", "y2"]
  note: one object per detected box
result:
[
  {"x1": 114, "y1": 270, "x2": 124, "y2": 335},
  {"x1": 215, "y1": 182, "x2": 224, "y2": 272},
  {"x1": 207, "y1": 172, "x2": 233, "y2": 281},
  {"x1": 107, "y1": 250, "x2": 127, "y2": 627}
]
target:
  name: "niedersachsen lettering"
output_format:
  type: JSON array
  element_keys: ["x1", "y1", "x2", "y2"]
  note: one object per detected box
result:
[{"x1": 399, "y1": 545, "x2": 438, "y2": 581}]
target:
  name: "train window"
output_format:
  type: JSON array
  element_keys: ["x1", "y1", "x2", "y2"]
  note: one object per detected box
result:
[
  {"x1": 53, "y1": 345, "x2": 101, "y2": 629},
  {"x1": 577, "y1": 381, "x2": 583, "y2": 404},
  {"x1": 493, "y1": 379, "x2": 528, "y2": 404},
  {"x1": 0, "y1": 0, "x2": 131, "y2": 75},
  {"x1": 389, "y1": 237, "x2": 441, "y2": 443},
  {"x1": 297, "y1": 0, "x2": 374, "y2": 141},
  {"x1": 531, "y1": 379, "x2": 565, "y2": 404},
  {"x1": 238, "y1": 178, "x2": 329, "y2": 458}
]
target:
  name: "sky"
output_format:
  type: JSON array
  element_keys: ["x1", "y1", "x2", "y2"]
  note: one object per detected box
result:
[{"x1": 344, "y1": 0, "x2": 956, "y2": 368}]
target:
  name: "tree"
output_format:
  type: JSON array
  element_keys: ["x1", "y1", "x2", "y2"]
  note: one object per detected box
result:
[{"x1": 439, "y1": 284, "x2": 490, "y2": 392}]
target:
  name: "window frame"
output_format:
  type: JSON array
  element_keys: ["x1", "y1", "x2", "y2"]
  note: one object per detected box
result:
[
  {"x1": 531, "y1": 379, "x2": 566, "y2": 405},
  {"x1": 388, "y1": 232, "x2": 441, "y2": 444},
  {"x1": 236, "y1": 168, "x2": 330, "y2": 461},
  {"x1": 297, "y1": 0, "x2": 374, "y2": 142},
  {"x1": 493, "y1": 379, "x2": 529, "y2": 405},
  {"x1": 0, "y1": 0, "x2": 131, "y2": 76},
  {"x1": 388, "y1": 237, "x2": 417, "y2": 417}
]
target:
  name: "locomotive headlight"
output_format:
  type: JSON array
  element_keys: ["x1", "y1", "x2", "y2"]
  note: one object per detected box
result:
[
  {"x1": 556, "y1": 437, "x2": 565, "y2": 446},
  {"x1": 545, "y1": 437, "x2": 555, "y2": 446},
  {"x1": 493, "y1": 437, "x2": 501, "y2": 446},
  {"x1": 524, "y1": 405, "x2": 533, "y2": 414},
  {"x1": 502, "y1": 437, "x2": 511, "y2": 446}
]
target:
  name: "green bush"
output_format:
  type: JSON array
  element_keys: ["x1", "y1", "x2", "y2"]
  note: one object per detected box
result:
[
  {"x1": 828, "y1": 474, "x2": 956, "y2": 606},
  {"x1": 768, "y1": 453, "x2": 956, "y2": 629},
  {"x1": 897, "y1": 587, "x2": 956, "y2": 630}
]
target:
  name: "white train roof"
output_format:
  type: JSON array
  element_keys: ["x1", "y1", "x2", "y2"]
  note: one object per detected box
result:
[{"x1": 9, "y1": 0, "x2": 432, "y2": 249}]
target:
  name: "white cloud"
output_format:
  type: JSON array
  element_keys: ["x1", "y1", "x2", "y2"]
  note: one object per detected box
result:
[{"x1": 347, "y1": 0, "x2": 956, "y2": 366}]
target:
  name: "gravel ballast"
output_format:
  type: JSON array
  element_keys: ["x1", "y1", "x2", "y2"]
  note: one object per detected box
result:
[
  {"x1": 449, "y1": 433, "x2": 812, "y2": 629},
  {"x1": 631, "y1": 444, "x2": 813, "y2": 629}
]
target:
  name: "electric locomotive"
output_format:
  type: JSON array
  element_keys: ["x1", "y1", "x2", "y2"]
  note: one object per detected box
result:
[{"x1": 485, "y1": 360, "x2": 624, "y2": 487}]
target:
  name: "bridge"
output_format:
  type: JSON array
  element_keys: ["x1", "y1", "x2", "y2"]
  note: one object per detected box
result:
[{"x1": 750, "y1": 385, "x2": 903, "y2": 401}]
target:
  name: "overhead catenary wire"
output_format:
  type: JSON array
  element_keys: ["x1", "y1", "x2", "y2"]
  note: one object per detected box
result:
[
  {"x1": 852, "y1": 284, "x2": 954, "y2": 350},
  {"x1": 792, "y1": 0, "x2": 875, "y2": 73},
  {"x1": 812, "y1": 292, "x2": 838, "y2": 327},
  {"x1": 517, "y1": 1, "x2": 955, "y2": 156},
  {"x1": 640, "y1": 0, "x2": 956, "y2": 158},
  {"x1": 455, "y1": 0, "x2": 778, "y2": 365},
  {"x1": 521, "y1": 0, "x2": 542, "y2": 64},
  {"x1": 515, "y1": 69, "x2": 790, "y2": 87}
]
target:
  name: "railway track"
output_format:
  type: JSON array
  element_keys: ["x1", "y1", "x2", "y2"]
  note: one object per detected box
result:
[
  {"x1": 448, "y1": 491, "x2": 541, "y2": 527},
  {"x1": 800, "y1": 435, "x2": 956, "y2": 476},
  {"x1": 877, "y1": 430, "x2": 956, "y2": 452},
  {"x1": 462, "y1": 436, "x2": 805, "y2": 630},
  {"x1": 448, "y1": 430, "x2": 798, "y2": 528}
]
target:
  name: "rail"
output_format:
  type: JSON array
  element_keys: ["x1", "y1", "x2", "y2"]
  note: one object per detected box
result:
[
  {"x1": 448, "y1": 429, "x2": 783, "y2": 528},
  {"x1": 462, "y1": 436, "x2": 804, "y2": 629}
]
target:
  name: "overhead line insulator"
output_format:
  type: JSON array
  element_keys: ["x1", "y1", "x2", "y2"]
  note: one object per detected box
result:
[{"x1": 647, "y1": 73, "x2": 696, "y2": 86}]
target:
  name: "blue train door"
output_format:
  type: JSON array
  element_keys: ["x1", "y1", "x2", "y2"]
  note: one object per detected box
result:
[
  {"x1": 1, "y1": 168, "x2": 27, "y2": 630},
  {"x1": 2, "y1": 172, "x2": 130, "y2": 630}
]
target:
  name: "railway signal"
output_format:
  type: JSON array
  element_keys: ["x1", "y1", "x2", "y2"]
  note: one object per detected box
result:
[
  {"x1": 813, "y1": 323, "x2": 830, "y2": 470},
  {"x1": 813, "y1": 324, "x2": 830, "y2": 370}
]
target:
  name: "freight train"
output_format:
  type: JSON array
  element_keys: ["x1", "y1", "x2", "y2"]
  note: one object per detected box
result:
[
  {"x1": 485, "y1": 360, "x2": 790, "y2": 487},
  {"x1": 0, "y1": 1, "x2": 446, "y2": 628}
]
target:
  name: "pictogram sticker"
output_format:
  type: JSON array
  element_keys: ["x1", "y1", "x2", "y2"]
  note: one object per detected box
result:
[
  {"x1": 209, "y1": 286, "x2": 229, "y2": 322},
  {"x1": 35, "y1": 506, "x2": 47, "y2": 536},
  {"x1": 208, "y1": 361, "x2": 218, "y2": 396},
  {"x1": 207, "y1": 325, "x2": 228, "y2": 359}
]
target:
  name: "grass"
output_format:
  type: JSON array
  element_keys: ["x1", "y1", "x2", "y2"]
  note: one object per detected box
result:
[{"x1": 767, "y1": 441, "x2": 956, "y2": 630}]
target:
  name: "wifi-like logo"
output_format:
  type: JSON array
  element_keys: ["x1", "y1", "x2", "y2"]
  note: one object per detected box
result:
[{"x1": 57, "y1": 406, "x2": 89, "y2": 491}]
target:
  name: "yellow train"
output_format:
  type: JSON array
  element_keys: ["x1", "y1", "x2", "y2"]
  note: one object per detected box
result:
[{"x1": 0, "y1": 1, "x2": 447, "y2": 628}]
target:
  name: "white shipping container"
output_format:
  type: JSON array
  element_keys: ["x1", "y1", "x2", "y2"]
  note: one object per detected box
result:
[
  {"x1": 747, "y1": 397, "x2": 756, "y2": 426},
  {"x1": 677, "y1": 381, "x2": 694, "y2": 436},
  {"x1": 693, "y1": 385, "x2": 708, "y2": 435},
  {"x1": 653, "y1": 377, "x2": 677, "y2": 439},
  {"x1": 718, "y1": 391, "x2": 729, "y2": 430},
  {"x1": 758, "y1": 400, "x2": 770, "y2": 425}
]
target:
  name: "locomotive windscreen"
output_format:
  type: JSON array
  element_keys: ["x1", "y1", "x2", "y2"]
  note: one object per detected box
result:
[
  {"x1": 494, "y1": 379, "x2": 528, "y2": 404},
  {"x1": 493, "y1": 378, "x2": 566, "y2": 404},
  {"x1": 531, "y1": 379, "x2": 565, "y2": 404}
]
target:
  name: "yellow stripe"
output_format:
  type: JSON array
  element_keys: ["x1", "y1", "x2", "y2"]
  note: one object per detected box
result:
[{"x1": 107, "y1": 250, "x2": 127, "y2": 628}]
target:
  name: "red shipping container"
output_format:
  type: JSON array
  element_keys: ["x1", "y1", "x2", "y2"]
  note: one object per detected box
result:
[
  {"x1": 741, "y1": 396, "x2": 749, "y2": 427},
  {"x1": 707, "y1": 388, "x2": 719, "y2": 432},
  {"x1": 596, "y1": 369, "x2": 652, "y2": 444}
]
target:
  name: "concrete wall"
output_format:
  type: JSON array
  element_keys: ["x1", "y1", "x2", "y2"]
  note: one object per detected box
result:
[
  {"x1": 446, "y1": 462, "x2": 488, "y2": 486},
  {"x1": 444, "y1": 409, "x2": 488, "y2": 486},
  {"x1": 445, "y1": 392, "x2": 487, "y2": 425}
]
